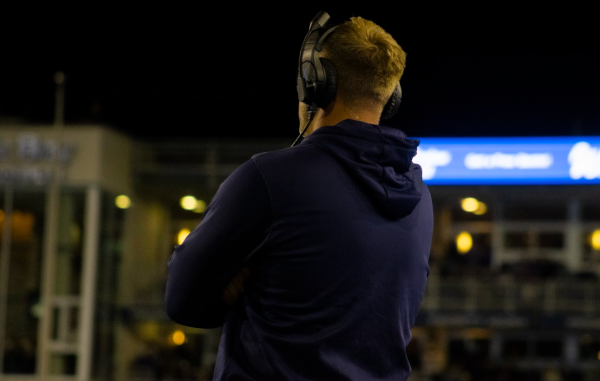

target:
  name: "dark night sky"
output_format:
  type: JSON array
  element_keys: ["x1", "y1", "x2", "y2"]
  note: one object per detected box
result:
[{"x1": 1, "y1": 3, "x2": 599, "y2": 142}]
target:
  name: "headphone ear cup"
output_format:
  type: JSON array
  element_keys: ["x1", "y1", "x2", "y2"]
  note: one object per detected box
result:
[
  {"x1": 315, "y1": 58, "x2": 337, "y2": 109},
  {"x1": 381, "y1": 83, "x2": 402, "y2": 120}
]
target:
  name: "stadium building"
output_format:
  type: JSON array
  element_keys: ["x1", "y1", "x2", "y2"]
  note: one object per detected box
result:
[{"x1": 1, "y1": 123, "x2": 599, "y2": 380}]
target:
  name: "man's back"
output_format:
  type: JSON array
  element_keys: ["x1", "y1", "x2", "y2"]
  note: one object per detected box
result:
[
  {"x1": 166, "y1": 10, "x2": 431, "y2": 379},
  {"x1": 208, "y1": 120, "x2": 433, "y2": 380}
]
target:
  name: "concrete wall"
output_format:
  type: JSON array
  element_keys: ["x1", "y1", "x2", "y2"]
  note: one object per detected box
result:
[{"x1": 0, "y1": 124, "x2": 134, "y2": 195}]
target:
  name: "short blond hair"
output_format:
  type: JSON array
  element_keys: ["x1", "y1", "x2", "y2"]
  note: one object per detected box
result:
[{"x1": 322, "y1": 17, "x2": 406, "y2": 110}]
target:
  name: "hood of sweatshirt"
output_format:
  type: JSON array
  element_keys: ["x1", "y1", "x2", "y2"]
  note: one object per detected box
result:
[{"x1": 302, "y1": 119, "x2": 424, "y2": 219}]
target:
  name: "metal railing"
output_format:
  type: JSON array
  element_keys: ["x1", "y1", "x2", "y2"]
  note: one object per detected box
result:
[
  {"x1": 126, "y1": 275, "x2": 600, "y2": 322},
  {"x1": 421, "y1": 276, "x2": 600, "y2": 314}
]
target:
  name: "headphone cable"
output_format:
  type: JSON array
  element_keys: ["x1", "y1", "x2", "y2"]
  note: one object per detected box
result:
[{"x1": 291, "y1": 107, "x2": 317, "y2": 147}]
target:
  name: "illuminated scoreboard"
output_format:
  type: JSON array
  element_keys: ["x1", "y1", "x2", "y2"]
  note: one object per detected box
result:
[{"x1": 412, "y1": 136, "x2": 600, "y2": 185}]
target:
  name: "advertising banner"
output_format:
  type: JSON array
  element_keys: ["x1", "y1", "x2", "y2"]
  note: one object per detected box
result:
[{"x1": 413, "y1": 136, "x2": 600, "y2": 185}]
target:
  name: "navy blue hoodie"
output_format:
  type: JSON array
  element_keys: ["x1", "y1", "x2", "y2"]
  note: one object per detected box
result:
[{"x1": 165, "y1": 119, "x2": 433, "y2": 380}]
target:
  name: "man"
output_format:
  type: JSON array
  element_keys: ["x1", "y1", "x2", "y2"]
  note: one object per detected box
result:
[{"x1": 165, "y1": 12, "x2": 433, "y2": 381}]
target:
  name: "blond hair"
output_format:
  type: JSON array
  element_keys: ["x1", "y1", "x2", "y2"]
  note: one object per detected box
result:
[{"x1": 321, "y1": 16, "x2": 406, "y2": 110}]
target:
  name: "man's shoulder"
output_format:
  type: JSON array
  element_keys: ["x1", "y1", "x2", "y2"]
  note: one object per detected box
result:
[
  {"x1": 249, "y1": 143, "x2": 323, "y2": 181},
  {"x1": 251, "y1": 143, "x2": 316, "y2": 163}
]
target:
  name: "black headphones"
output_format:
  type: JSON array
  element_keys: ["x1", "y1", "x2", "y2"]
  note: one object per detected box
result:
[{"x1": 296, "y1": 11, "x2": 402, "y2": 120}]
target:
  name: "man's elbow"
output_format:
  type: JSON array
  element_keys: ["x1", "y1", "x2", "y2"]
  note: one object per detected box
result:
[
  {"x1": 164, "y1": 298, "x2": 192, "y2": 326},
  {"x1": 164, "y1": 294, "x2": 226, "y2": 329}
]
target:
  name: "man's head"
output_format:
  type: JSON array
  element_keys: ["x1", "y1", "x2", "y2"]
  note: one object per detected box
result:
[
  {"x1": 297, "y1": 15, "x2": 406, "y2": 137},
  {"x1": 321, "y1": 16, "x2": 406, "y2": 114}
]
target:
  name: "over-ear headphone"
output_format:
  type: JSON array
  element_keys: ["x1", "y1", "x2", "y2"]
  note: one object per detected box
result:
[{"x1": 296, "y1": 11, "x2": 402, "y2": 120}]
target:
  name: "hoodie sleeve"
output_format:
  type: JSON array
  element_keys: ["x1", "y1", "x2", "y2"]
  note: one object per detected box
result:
[{"x1": 165, "y1": 159, "x2": 271, "y2": 328}]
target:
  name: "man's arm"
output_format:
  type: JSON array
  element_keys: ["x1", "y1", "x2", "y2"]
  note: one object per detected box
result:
[{"x1": 164, "y1": 159, "x2": 271, "y2": 328}]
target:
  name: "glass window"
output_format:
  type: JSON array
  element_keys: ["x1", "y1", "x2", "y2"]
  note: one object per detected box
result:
[
  {"x1": 1, "y1": 189, "x2": 46, "y2": 374},
  {"x1": 582, "y1": 201, "x2": 600, "y2": 221},
  {"x1": 501, "y1": 339, "x2": 528, "y2": 359},
  {"x1": 579, "y1": 334, "x2": 600, "y2": 361},
  {"x1": 92, "y1": 191, "x2": 126, "y2": 379},
  {"x1": 55, "y1": 191, "x2": 86, "y2": 296},
  {"x1": 538, "y1": 232, "x2": 564, "y2": 249},
  {"x1": 504, "y1": 202, "x2": 566, "y2": 221},
  {"x1": 534, "y1": 339, "x2": 563, "y2": 358},
  {"x1": 505, "y1": 232, "x2": 530, "y2": 248}
]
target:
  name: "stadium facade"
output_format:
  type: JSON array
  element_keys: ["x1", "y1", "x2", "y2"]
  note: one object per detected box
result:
[{"x1": 1, "y1": 124, "x2": 599, "y2": 380}]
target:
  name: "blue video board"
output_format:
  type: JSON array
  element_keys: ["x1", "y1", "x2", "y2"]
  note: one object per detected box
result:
[{"x1": 412, "y1": 136, "x2": 600, "y2": 185}]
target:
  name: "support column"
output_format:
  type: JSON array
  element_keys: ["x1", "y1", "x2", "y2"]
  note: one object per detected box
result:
[
  {"x1": 37, "y1": 70, "x2": 65, "y2": 378},
  {"x1": 37, "y1": 169, "x2": 60, "y2": 378},
  {"x1": 77, "y1": 185, "x2": 101, "y2": 380},
  {"x1": 565, "y1": 199, "x2": 583, "y2": 272},
  {"x1": 491, "y1": 200, "x2": 505, "y2": 270},
  {"x1": 0, "y1": 186, "x2": 14, "y2": 373},
  {"x1": 564, "y1": 333, "x2": 579, "y2": 365}
]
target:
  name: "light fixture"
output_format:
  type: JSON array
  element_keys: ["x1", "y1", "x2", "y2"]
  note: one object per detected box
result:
[
  {"x1": 456, "y1": 231, "x2": 473, "y2": 254},
  {"x1": 115, "y1": 195, "x2": 131, "y2": 209},
  {"x1": 180, "y1": 195, "x2": 197, "y2": 210},
  {"x1": 178, "y1": 228, "x2": 191, "y2": 245},
  {"x1": 170, "y1": 330, "x2": 186, "y2": 346},
  {"x1": 461, "y1": 197, "x2": 479, "y2": 212},
  {"x1": 591, "y1": 229, "x2": 600, "y2": 251},
  {"x1": 193, "y1": 199, "x2": 207, "y2": 214},
  {"x1": 473, "y1": 202, "x2": 487, "y2": 215}
]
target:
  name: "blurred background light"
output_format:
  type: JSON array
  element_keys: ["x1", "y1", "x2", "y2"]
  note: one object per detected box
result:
[
  {"x1": 170, "y1": 330, "x2": 186, "y2": 346},
  {"x1": 456, "y1": 232, "x2": 473, "y2": 254},
  {"x1": 473, "y1": 202, "x2": 487, "y2": 215},
  {"x1": 180, "y1": 195, "x2": 197, "y2": 210},
  {"x1": 4, "y1": 211, "x2": 35, "y2": 242},
  {"x1": 30, "y1": 301, "x2": 42, "y2": 318},
  {"x1": 461, "y1": 197, "x2": 479, "y2": 212},
  {"x1": 591, "y1": 229, "x2": 600, "y2": 251},
  {"x1": 178, "y1": 228, "x2": 191, "y2": 245},
  {"x1": 0, "y1": 210, "x2": 35, "y2": 242},
  {"x1": 115, "y1": 195, "x2": 131, "y2": 209},
  {"x1": 137, "y1": 321, "x2": 161, "y2": 342},
  {"x1": 193, "y1": 199, "x2": 207, "y2": 214}
]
